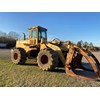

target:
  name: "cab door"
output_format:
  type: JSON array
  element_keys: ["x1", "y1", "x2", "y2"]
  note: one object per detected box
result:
[{"x1": 38, "y1": 29, "x2": 47, "y2": 43}]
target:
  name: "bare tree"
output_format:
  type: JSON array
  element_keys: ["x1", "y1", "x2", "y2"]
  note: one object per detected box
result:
[
  {"x1": 8, "y1": 31, "x2": 19, "y2": 40},
  {"x1": 77, "y1": 41, "x2": 82, "y2": 47},
  {"x1": 0, "y1": 30, "x2": 19, "y2": 48},
  {"x1": 83, "y1": 41, "x2": 89, "y2": 48},
  {"x1": 89, "y1": 42, "x2": 94, "y2": 49},
  {"x1": 0, "y1": 31, "x2": 7, "y2": 37}
]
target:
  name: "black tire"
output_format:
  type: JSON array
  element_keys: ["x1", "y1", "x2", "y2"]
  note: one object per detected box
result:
[
  {"x1": 11, "y1": 48, "x2": 26, "y2": 64},
  {"x1": 37, "y1": 49, "x2": 58, "y2": 71}
]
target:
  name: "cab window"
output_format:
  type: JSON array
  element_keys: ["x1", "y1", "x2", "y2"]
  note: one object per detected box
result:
[
  {"x1": 29, "y1": 30, "x2": 37, "y2": 38},
  {"x1": 38, "y1": 32, "x2": 41, "y2": 42},
  {"x1": 42, "y1": 31, "x2": 46, "y2": 38},
  {"x1": 32, "y1": 30, "x2": 37, "y2": 38}
]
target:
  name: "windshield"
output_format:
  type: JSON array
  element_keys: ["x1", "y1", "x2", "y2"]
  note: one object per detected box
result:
[{"x1": 29, "y1": 30, "x2": 37, "y2": 38}]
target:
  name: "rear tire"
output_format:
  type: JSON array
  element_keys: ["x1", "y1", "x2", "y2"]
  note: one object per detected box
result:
[
  {"x1": 37, "y1": 49, "x2": 58, "y2": 71},
  {"x1": 11, "y1": 48, "x2": 26, "y2": 64}
]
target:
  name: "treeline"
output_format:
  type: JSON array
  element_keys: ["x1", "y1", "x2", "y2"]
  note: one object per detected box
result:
[
  {"x1": 77, "y1": 40, "x2": 100, "y2": 51},
  {"x1": 0, "y1": 31, "x2": 19, "y2": 48}
]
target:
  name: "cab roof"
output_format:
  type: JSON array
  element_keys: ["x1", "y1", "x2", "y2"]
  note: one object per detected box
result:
[{"x1": 28, "y1": 26, "x2": 47, "y2": 31}]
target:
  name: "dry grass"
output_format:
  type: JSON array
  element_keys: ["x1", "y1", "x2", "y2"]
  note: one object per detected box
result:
[{"x1": 0, "y1": 58, "x2": 100, "y2": 87}]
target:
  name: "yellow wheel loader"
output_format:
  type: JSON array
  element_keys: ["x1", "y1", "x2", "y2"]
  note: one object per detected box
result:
[{"x1": 11, "y1": 26, "x2": 100, "y2": 80}]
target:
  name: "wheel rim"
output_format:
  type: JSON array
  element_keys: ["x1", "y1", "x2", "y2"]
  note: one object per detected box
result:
[
  {"x1": 41, "y1": 55, "x2": 48, "y2": 64},
  {"x1": 14, "y1": 53, "x2": 18, "y2": 60}
]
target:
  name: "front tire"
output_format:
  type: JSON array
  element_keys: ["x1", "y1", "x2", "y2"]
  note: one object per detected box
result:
[
  {"x1": 11, "y1": 48, "x2": 26, "y2": 64},
  {"x1": 37, "y1": 49, "x2": 58, "y2": 71}
]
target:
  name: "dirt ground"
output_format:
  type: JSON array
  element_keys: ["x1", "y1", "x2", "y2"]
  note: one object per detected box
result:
[
  {"x1": 92, "y1": 52, "x2": 100, "y2": 62},
  {"x1": 0, "y1": 49, "x2": 11, "y2": 59}
]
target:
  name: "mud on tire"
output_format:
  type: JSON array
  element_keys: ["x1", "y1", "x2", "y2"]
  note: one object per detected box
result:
[
  {"x1": 37, "y1": 49, "x2": 58, "y2": 71},
  {"x1": 11, "y1": 48, "x2": 26, "y2": 64}
]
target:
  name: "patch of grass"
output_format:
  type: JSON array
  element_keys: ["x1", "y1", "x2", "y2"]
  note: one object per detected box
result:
[{"x1": 0, "y1": 58, "x2": 100, "y2": 87}]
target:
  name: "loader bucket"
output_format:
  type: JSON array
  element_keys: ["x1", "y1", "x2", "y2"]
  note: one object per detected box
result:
[{"x1": 65, "y1": 44, "x2": 100, "y2": 81}]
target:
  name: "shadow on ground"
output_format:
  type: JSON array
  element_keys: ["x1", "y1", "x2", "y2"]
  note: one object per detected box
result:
[
  {"x1": 71, "y1": 63, "x2": 99, "y2": 79},
  {"x1": 51, "y1": 63, "x2": 99, "y2": 80},
  {"x1": 50, "y1": 68, "x2": 65, "y2": 73},
  {"x1": 24, "y1": 63, "x2": 37, "y2": 66},
  {"x1": 23, "y1": 62, "x2": 99, "y2": 80}
]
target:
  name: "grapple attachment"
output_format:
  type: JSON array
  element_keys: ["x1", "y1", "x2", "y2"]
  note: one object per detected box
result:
[{"x1": 65, "y1": 44, "x2": 100, "y2": 81}]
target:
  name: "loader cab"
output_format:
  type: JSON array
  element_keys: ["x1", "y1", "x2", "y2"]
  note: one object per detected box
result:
[{"x1": 28, "y1": 26, "x2": 47, "y2": 45}]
